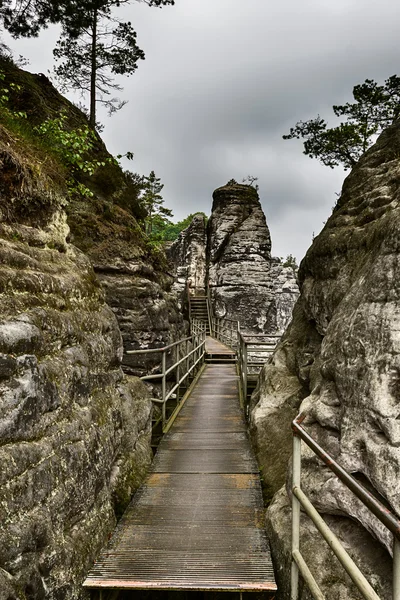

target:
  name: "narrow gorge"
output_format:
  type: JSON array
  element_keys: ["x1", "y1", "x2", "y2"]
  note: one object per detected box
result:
[{"x1": 1, "y1": 55, "x2": 400, "y2": 600}]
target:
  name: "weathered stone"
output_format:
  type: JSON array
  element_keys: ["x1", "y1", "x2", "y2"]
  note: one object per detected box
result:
[
  {"x1": 0, "y1": 569, "x2": 25, "y2": 600},
  {"x1": 69, "y1": 206, "x2": 187, "y2": 376},
  {"x1": 168, "y1": 185, "x2": 298, "y2": 336},
  {"x1": 208, "y1": 183, "x2": 298, "y2": 334},
  {"x1": 251, "y1": 121, "x2": 400, "y2": 596},
  {"x1": 167, "y1": 213, "x2": 207, "y2": 302},
  {"x1": 249, "y1": 346, "x2": 305, "y2": 504},
  {"x1": 0, "y1": 127, "x2": 152, "y2": 600}
]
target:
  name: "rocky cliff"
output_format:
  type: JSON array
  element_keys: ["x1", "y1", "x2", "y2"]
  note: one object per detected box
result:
[
  {"x1": 0, "y1": 123, "x2": 153, "y2": 600},
  {"x1": 208, "y1": 183, "x2": 298, "y2": 333},
  {"x1": 168, "y1": 184, "x2": 298, "y2": 335},
  {"x1": 0, "y1": 57, "x2": 186, "y2": 378},
  {"x1": 69, "y1": 203, "x2": 186, "y2": 376},
  {"x1": 250, "y1": 121, "x2": 400, "y2": 598},
  {"x1": 0, "y1": 59, "x2": 187, "y2": 600},
  {"x1": 167, "y1": 213, "x2": 207, "y2": 308}
]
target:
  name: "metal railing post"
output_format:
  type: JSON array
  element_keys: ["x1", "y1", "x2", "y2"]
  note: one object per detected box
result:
[
  {"x1": 161, "y1": 350, "x2": 166, "y2": 424},
  {"x1": 243, "y1": 340, "x2": 248, "y2": 405},
  {"x1": 291, "y1": 433, "x2": 301, "y2": 600},
  {"x1": 394, "y1": 536, "x2": 400, "y2": 600},
  {"x1": 185, "y1": 338, "x2": 189, "y2": 382},
  {"x1": 176, "y1": 342, "x2": 180, "y2": 404},
  {"x1": 238, "y1": 334, "x2": 243, "y2": 398}
]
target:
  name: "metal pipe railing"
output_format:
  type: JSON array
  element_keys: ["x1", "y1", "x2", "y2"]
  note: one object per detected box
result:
[
  {"x1": 206, "y1": 283, "x2": 214, "y2": 336},
  {"x1": 126, "y1": 320, "x2": 206, "y2": 430},
  {"x1": 291, "y1": 413, "x2": 400, "y2": 600},
  {"x1": 237, "y1": 330, "x2": 279, "y2": 410}
]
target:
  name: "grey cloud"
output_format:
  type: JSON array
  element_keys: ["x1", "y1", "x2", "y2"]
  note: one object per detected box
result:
[{"x1": 5, "y1": 0, "x2": 400, "y2": 261}]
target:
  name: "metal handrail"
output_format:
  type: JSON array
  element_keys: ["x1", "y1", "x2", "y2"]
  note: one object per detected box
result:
[
  {"x1": 291, "y1": 413, "x2": 400, "y2": 600},
  {"x1": 186, "y1": 280, "x2": 192, "y2": 326},
  {"x1": 237, "y1": 330, "x2": 279, "y2": 411},
  {"x1": 209, "y1": 312, "x2": 280, "y2": 415},
  {"x1": 206, "y1": 283, "x2": 214, "y2": 336},
  {"x1": 211, "y1": 317, "x2": 240, "y2": 349},
  {"x1": 126, "y1": 320, "x2": 206, "y2": 429}
]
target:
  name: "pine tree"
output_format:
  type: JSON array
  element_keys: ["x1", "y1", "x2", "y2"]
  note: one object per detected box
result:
[
  {"x1": 1, "y1": 0, "x2": 174, "y2": 126},
  {"x1": 142, "y1": 170, "x2": 173, "y2": 235},
  {"x1": 53, "y1": 0, "x2": 174, "y2": 127},
  {"x1": 283, "y1": 75, "x2": 400, "y2": 170}
]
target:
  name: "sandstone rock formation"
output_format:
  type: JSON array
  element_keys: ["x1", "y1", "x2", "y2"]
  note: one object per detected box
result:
[
  {"x1": 167, "y1": 213, "x2": 207, "y2": 306},
  {"x1": 0, "y1": 57, "x2": 186, "y2": 379},
  {"x1": 250, "y1": 121, "x2": 400, "y2": 598},
  {"x1": 208, "y1": 183, "x2": 298, "y2": 333},
  {"x1": 168, "y1": 184, "x2": 298, "y2": 335},
  {"x1": 0, "y1": 126, "x2": 152, "y2": 598}
]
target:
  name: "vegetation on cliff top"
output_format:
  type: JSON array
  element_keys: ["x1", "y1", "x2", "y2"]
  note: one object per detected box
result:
[
  {"x1": 0, "y1": 0, "x2": 175, "y2": 126},
  {"x1": 0, "y1": 54, "x2": 205, "y2": 271},
  {"x1": 284, "y1": 75, "x2": 400, "y2": 169}
]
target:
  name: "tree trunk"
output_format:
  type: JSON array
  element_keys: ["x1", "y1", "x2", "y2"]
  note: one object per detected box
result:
[{"x1": 89, "y1": 8, "x2": 98, "y2": 128}]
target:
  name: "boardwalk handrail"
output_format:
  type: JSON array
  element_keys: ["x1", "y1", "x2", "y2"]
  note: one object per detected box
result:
[
  {"x1": 127, "y1": 320, "x2": 206, "y2": 427},
  {"x1": 211, "y1": 317, "x2": 239, "y2": 349},
  {"x1": 291, "y1": 413, "x2": 400, "y2": 600},
  {"x1": 237, "y1": 331, "x2": 280, "y2": 409},
  {"x1": 210, "y1": 315, "x2": 280, "y2": 407}
]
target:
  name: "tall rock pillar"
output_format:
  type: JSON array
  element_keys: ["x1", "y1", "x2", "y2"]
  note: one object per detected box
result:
[{"x1": 208, "y1": 182, "x2": 298, "y2": 334}]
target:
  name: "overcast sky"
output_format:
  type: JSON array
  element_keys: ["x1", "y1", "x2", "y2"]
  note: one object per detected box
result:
[{"x1": 5, "y1": 0, "x2": 400, "y2": 261}]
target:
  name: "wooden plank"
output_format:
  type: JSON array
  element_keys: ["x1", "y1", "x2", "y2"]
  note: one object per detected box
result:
[
  {"x1": 205, "y1": 336, "x2": 236, "y2": 355},
  {"x1": 83, "y1": 363, "x2": 277, "y2": 594}
]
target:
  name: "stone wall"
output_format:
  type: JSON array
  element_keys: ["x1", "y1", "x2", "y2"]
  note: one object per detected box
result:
[{"x1": 250, "y1": 121, "x2": 400, "y2": 598}]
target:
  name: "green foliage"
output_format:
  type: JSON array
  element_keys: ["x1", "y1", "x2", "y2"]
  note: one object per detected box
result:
[
  {"x1": 283, "y1": 75, "x2": 400, "y2": 169},
  {"x1": 151, "y1": 212, "x2": 208, "y2": 242},
  {"x1": 34, "y1": 112, "x2": 111, "y2": 197},
  {"x1": 141, "y1": 170, "x2": 173, "y2": 234},
  {"x1": 282, "y1": 253, "x2": 298, "y2": 270},
  {"x1": 0, "y1": 0, "x2": 62, "y2": 37},
  {"x1": 0, "y1": 70, "x2": 26, "y2": 119}
]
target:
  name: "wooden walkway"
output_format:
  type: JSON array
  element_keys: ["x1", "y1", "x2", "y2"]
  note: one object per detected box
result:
[
  {"x1": 205, "y1": 335, "x2": 235, "y2": 357},
  {"x1": 83, "y1": 363, "x2": 277, "y2": 594}
]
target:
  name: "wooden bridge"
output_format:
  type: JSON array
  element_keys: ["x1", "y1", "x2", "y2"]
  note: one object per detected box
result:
[
  {"x1": 83, "y1": 335, "x2": 277, "y2": 596},
  {"x1": 84, "y1": 295, "x2": 400, "y2": 600}
]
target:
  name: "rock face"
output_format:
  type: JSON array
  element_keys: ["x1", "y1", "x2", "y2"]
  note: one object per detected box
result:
[
  {"x1": 0, "y1": 127, "x2": 152, "y2": 599},
  {"x1": 0, "y1": 56, "x2": 186, "y2": 379},
  {"x1": 208, "y1": 183, "x2": 298, "y2": 333},
  {"x1": 66, "y1": 177, "x2": 187, "y2": 380},
  {"x1": 81, "y1": 235, "x2": 186, "y2": 376},
  {"x1": 168, "y1": 184, "x2": 298, "y2": 335},
  {"x1": 167, "y1": 213, "x2": 207, "y2": 304},
  {"x1": 250, "y1": 122, "x2": 400, "y2": 598}
]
